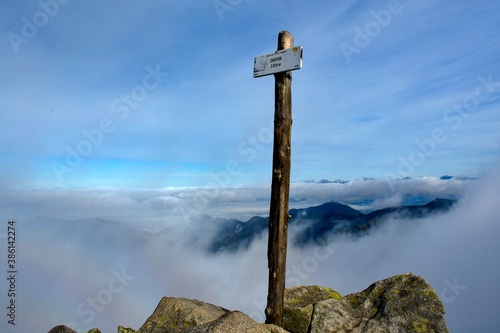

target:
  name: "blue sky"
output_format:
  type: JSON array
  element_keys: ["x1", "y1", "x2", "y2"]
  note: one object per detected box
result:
[
  {"x1": 1, "y1": 3, "x2": 500, "y2": 332},
  {"x1": 1, "y1": 0, "x2": 500, "y2": 189}
]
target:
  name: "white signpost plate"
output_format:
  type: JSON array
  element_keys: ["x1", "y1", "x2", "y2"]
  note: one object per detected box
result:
[{"x1": 253, "y1": 46, "x2": 303, "y2": 78}]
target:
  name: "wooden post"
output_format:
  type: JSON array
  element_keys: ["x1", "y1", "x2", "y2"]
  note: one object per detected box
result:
[{"x1": 265, "y1": 30, "x2": 294, "y2": 326}]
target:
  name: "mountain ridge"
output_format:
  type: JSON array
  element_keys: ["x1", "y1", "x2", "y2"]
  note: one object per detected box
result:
[
  {"x1": 206, "y1": 198, "x2": 457, "y2": 253},
  {"x1": 18, "y1": 198, "x2": 457, "y2": 255}
]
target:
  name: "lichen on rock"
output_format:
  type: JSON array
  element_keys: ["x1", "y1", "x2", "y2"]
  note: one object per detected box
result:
[
  {"x1": 47, "y1": 272, "x2": 449, "y2": 333},
  {"x1": 182, "y1": 311, "x2": 289, "y2": 333},
  {"x1": 136, "y1": 297, "x2": 230, "y2": 333},
  {"x1": 284, "y1": 285, "x2": 342, "y2": 308},
  {"x1": 86, "y1": 329, "x2": 102, "y2": 333},
  {"x1": 48, "y1": 326, "x2": 78, "y2": 333},
  {"x1": 283, "y1": 304, "x2": 313, "y2": 333},
  {"x1": 309, "y1": 273, "x2": 449, "y2": 333},
  {"x1": 282, "y1": 285, "x2": 342, "y2": 333}
]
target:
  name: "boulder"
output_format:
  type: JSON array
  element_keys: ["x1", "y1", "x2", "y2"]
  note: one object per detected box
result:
[
  {"x1": 86, "y1": 329, "x2": 102, "y2": 333},
  {"x1": 283, "y1": 285, "x2": 342, "y2": 333},
  {"x1": 282, "y1": 304, "x2": 312, "y2": 333},
  {"x1": 48, "y1": 326, "x2": 78, "y2": 333},
  {"x1": 137, "y1": 297, "x2": 230, "y2": 333},
  {"x1": 49, "y1": 273, "x2": 449, "y2": 333},
  {"x1": 284, "y1": 285, "x2": 342, "y2": 307},
  {"x1": 183, "y1": 311, "x2": 289, "y2": 333},
  {"x1": 309, "y1": 273, "x2": 449, "y2": 333}
]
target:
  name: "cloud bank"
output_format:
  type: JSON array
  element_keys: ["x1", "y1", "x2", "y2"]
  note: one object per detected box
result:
[
  {"x1": 0, "y1": 176, "x2": 471, "y2": 232},
  {"x1": 0, "y1": 170, "x2": 498, "y2": 332}
]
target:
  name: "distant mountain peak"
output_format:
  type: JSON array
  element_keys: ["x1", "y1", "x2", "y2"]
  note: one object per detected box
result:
[
  {"x1": 304, "y1": 179, "x2": 350, "y2": 184},
  {"x1": 208, "y1": 198, "x2": 457, "y2": 253}
]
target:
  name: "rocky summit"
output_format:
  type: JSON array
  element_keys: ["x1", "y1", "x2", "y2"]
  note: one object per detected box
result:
[{"x1": 48, "y1": 273, "x2": 449, "y2": 333}]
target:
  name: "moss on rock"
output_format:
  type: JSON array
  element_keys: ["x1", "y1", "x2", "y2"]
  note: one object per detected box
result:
[
  {"x1": 137, "y1": 297, "x2": 229, "y2": 333},
  {"x1": 310, "y1": 273, "x2": 449, "y2": 333},
  {"x1": 283, "y1": 304, "x2": 313, "y2": 333},
  {"x1": 282, "y1": 285, "x2": 342, "y2": 333},
  {"x1": 284, "y1": 285, "x2": 342, "y2": 308},
  {"x1": 63, "y1": 273, "x2": 449, "y2": 333},
  {"x1": 182, "y1": 311, "x2": 289, "y2": 333}
]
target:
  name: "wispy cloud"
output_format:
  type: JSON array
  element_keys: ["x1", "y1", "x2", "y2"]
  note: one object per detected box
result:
[
  {"x1": 1, "y1": 2, "x2": 499, "y2": 333},
  {"x1": 0, "y1": 166, "x2": 498, "y2": 333},
  {"x1": 0, "y1": 176, "x2": 473, "y2": 231},
  {"x1": 1, "y1": 0, "x2": 500, "y2": 188}
]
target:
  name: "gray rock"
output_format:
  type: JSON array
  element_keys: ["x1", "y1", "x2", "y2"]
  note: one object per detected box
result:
[
  {"x1": 86, "y1": 329, "x2": 102, "y2": 333},
  {"x1": 283, "y1": 285, "x2": 342, "y2": 333},
  {"x1": 309, "y1": 273, "x2": 449, "y2": 333},
  {"x1": 137, "y1": 297, "x2": 230, "y2": 333},
  {"x1": 182, "y1": 311, "x2": 289, "y2": 333},
  {"x1": 62, "y1": 273, "x2": 448, "y2": 333},
  {"x1": 48, "y1": 326, "x2": 77, "y2": 333},
  {"x1": 284, "y1": 285, "x2": 342, "y2": 308},
  {"x1": 282, "y1": 304, "x2": 313, "y2": 333}
]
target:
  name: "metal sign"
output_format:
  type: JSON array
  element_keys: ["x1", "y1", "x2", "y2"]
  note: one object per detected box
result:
[{"x1": 253, "y1": 46, "x2": 303, "y2": 78}]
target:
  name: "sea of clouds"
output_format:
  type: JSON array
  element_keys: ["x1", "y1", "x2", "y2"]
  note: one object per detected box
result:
[{"x1": 0, "y1": 172, "x2": 498, "y2": 333}]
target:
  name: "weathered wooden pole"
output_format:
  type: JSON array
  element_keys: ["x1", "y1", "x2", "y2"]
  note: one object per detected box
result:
[
  {"x1": 252, "y1": 30, "x2": 301, "y2": 326},
  {"x1": 265, "y1": 30, "x2": 294, "y2": 326}
]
